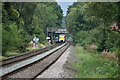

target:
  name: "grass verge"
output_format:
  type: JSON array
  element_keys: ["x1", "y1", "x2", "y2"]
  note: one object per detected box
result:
[
  {"x1": 2, "y1": 43, "x2": 49, "y2": 58},
  {"x1": 0, "y1": 56, "x2": 6, "y2": 59},
  {"x1": 74, "y1": 45, "x2": 119, "y2": 78},
  {"x1": 4, "y1": 52, "x2": 20, "y2": 57}
]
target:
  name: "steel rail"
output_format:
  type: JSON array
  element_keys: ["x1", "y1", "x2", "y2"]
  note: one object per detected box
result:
[
  {"x1": 0, "y1": 43, "x2": 61, "y2": 66},
  {"x1": 1, "y1": 43, "x2": 67, "y2": 78},
  {"x1": 33, "y1": 43, "x2": 70, "y2": 79}
]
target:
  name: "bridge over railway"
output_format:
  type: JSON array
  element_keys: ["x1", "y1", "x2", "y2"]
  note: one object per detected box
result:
[{"x1": 46, "y1": 27, "x2": 69, "y2": 44}]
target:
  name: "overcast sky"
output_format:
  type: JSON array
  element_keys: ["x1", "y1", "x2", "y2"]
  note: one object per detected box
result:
[{"x1": 56, "y1": 0, "x2": 77, "y2": 16}]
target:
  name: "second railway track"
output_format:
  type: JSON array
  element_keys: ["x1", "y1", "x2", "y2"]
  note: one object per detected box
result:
[
  {"x1": 0, "y1": 43, "x2": 61, "y2": 67},
  {"x1": 1, "y1": 42, "x2": 70, "y2": 79}
]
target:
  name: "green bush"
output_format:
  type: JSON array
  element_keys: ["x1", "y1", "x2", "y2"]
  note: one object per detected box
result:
[
  {"x1": 74, "y1": 31, "x2": 93, "y2": 45},
  {"x1": 81, "y1": 41, "x2": 86, "y2": 46},
  {"x1": 2, "y1": 23, "x2": 21, "y2": 55}
]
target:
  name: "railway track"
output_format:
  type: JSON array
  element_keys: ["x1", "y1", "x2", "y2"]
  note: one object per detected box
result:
[
  {"x1": 0, "y1": 43, "x2": 61, "y2": 67},
  {"x1": 1, "y1": 42, "x2": 70, "y2": 79}
]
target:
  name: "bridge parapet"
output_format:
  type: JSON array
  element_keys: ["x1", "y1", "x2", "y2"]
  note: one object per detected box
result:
[{"x1": 47, "y1": 27, "x2": 68, "y2": 33}]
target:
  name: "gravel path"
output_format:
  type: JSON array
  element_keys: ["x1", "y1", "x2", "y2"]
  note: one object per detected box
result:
[
  {"x1": 61, "y1": 45, "x2": 78, "y2": 78},
  {"x1": 36, "y1": 45, "x2": 77, "y2": 78}
]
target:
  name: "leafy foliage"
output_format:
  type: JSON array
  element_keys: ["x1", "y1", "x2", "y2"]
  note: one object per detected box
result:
[
  {"x1": 2, "y1": 2, "x2": 63, "y2": 56},
  {"x1": 2, "y1": 23, "x2": 21, "y2": 54},
  {"x1": 66, "y1": 2, "x2": 120, "y2": 55}
]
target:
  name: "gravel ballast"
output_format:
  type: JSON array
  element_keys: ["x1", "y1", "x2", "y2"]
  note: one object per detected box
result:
[
  {"x1": 6, "y1": 43, "x2": 69, "y2": 78},
  {"x1": 1, "y1": 43, "x2": 66, "y2": 77},
  {"x1": 36, "y1": 45, "x2": 77, "y2": 78}
]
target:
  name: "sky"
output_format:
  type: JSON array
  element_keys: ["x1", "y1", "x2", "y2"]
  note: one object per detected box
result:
[{"x1": 56, "y1": 0, "x2": 77, "y2": 16}]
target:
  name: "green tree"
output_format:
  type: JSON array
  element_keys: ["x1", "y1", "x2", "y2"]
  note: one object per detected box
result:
[
  {"x1": 2, "y1": 23, "x2": 21, "y2": 55},
  {"x1": 66, "y1": 2, "x2": 119, "y2": 55},
  {"x1": 2, "y1": 2, "x2": 63, "y2": 55}
]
